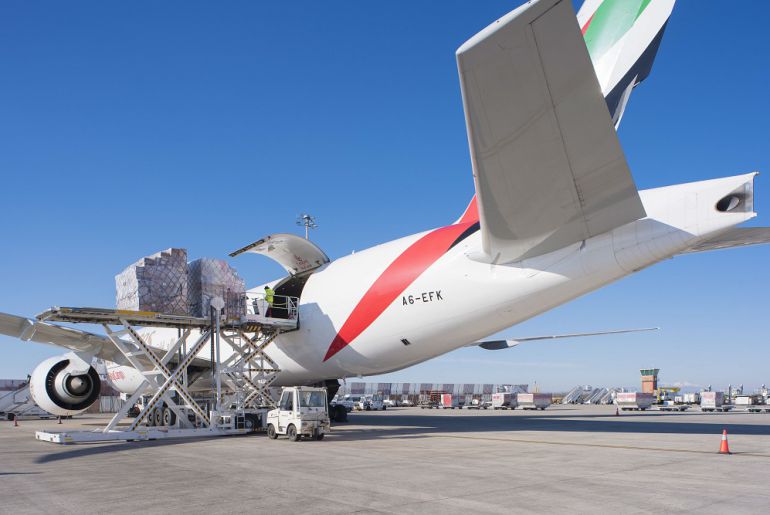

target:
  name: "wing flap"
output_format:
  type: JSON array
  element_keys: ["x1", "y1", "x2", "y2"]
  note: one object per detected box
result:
[{"x1": 457, "y1": 0, "x2": 645, "y2": 263}]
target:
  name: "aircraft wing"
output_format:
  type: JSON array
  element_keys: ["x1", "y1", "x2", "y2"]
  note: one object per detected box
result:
[
  {"x1": 0, "y1": 312, "x2": 133, "y2": 366},
  {"x1": 0, "y1": 312, "x2": 212, "y2": 371},
  {"x1": 472, "y1": 327, "x2": 658, "y2": 351},
  {"x1": 456, "y1": 0, "x2": 645, "y2": 263},
  {"x1": 680, "y1": 228, "x2": 770, "y2": 254}
]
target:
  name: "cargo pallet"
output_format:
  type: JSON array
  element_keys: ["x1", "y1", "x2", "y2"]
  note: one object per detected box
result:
[{"x1": 34, "y1": 301, "x2": 296, "y2": 444}]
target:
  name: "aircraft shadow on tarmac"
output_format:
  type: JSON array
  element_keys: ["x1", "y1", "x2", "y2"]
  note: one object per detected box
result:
[{"x1": 328, "y1": 411, "x2": 770, "y2": 442}]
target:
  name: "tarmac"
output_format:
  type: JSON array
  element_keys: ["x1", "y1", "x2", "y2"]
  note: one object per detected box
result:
[{"x1": 2, "y1": 405, "x2": 770, "y2": 514}]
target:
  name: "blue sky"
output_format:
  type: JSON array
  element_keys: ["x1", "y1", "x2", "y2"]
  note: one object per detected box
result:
[{"x1": 1, "y1": 1, "x2": 768, "y2": 392}]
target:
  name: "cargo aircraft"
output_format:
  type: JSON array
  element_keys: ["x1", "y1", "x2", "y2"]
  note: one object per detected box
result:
[{"x1": 2, "y1": 0, "x2": 769, "y2": 418}]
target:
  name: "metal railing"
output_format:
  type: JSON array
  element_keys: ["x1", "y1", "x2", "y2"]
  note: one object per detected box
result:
[{"x1": 240, "y1": 293, "x2": 299, "y2": 322}]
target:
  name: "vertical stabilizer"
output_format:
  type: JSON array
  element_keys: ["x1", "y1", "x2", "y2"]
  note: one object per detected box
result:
[{"x1": 578, "y1": 0, "x2": 675, "y2": 127}]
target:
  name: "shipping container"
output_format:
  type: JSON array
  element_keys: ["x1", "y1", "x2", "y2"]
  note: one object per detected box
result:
[
  {"x1": 700, "y1": 391, "x2": 725, "y2": 411},
  {"x1": 491, "y1": 392, "x2": 516, "y2": 409},
  {"x1": 517, "y1": 393, "x2": 552, "y2": 410},
  {"x1": 440, "y1": 394, "x2": 459, "y2": 409},
  {"x1": 615, "y1": 392, "x2": 654, "y2": 410}
]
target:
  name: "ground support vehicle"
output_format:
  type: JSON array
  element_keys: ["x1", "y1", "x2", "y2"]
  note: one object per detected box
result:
[
  {"x1": 439, "y1": 394, "x2": 459, "y2": 409},
  {"x1": 615, "y1": 392, "x2": 654, "y2": 411},
  {"x1": 419, "y1": 391, "x2": 445, "y2": 409},
  {"x1": 518, "y1": 393, "x2": 552, "y2": 410},
  {"x1": 267, "y1": 387, "x2": 330, "y2": 441},
  {"x1": 492, "y1": 392, "x2": 516, "y2": 410},
  {"x1": 656, "y1": 403, "x2": 689, "y2": 412},
  {"x1": 700, "y1": 392, "x2": 731, "y2": 412},
  {"x1": 357, "y1": 394, "x2": 385, "y2": 411}
]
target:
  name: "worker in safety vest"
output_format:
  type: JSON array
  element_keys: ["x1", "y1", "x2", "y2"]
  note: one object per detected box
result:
[{"x1": 264, "y1": 285, "x2": 275, "y2": 317}]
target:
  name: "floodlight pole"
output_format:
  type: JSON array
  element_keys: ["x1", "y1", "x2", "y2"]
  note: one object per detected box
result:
[{"x1": 296, "y1": 213, "x2": 318, "y2": 240}]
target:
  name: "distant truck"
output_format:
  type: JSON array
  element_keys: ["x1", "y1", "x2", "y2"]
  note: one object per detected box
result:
[
  {"x1": 615, "y1": 392, "x2": 653, "y2": 411},
  {"x1": 492, "y1": 392, "x2": 516, "y2": 410},
  {"x1": 700, "y1": 391, "x2": 730, "y2": 412},
  {"x1": 518, "y1": 393, "x2": 552, "y2": 410},
  {"x1": 439, "y1": 394, "x2": 459, "y2": 409}
]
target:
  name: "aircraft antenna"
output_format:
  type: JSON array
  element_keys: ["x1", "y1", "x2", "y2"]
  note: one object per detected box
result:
[{"x1": 296, "y1": 213, "x2": 318, "y2": 240}]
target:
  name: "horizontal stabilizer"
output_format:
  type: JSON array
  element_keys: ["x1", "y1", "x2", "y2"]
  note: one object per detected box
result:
[
  {"x1": 457, "y1": 0, "x2": 645, "y2": 263},
  {"x1": 681, "y1": 228, "x2": 770, "y2": 254},
  {"x1": 472, "y1": 327, "x2": 658, "y2": 351}
]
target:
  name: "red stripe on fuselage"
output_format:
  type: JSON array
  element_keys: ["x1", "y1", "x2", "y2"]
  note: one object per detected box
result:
[
  {"x1": 323, "y1": 221, "x2": 476, "y2": 362},
  {"x1": 458, "y1": 195, "x2": 479, "y2": 224},
  {"x1": 581, "y1": 13, "x2": 595, "y2": 35}
]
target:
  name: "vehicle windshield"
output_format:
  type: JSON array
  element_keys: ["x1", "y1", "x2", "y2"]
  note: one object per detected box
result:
[{"x1": 299, "y1": 391, "x2": 326, "y2": 408}]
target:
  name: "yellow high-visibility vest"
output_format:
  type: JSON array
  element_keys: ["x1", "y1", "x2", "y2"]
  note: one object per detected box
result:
[{"x1": 264, "y1": 288, "x2": 275, "y2": 304}]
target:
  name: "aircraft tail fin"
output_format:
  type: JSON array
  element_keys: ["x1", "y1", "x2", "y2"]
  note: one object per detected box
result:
[
  {"x1": 578, "y1": 0, "x2": 676, "y2": 128},
  {"x1": 455, "y1": 195, "x2": 479, "y2": 225}
]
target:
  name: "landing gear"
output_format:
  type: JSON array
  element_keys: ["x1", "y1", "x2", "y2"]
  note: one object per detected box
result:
[{"x1": 330, "y1": 404, "x2": 347, "y2": 423}]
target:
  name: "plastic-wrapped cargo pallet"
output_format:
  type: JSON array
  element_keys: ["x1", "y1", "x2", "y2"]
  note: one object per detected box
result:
[
  {"x1": 188, "y1": 258, "x2": 246, "y2": 318},
  {"x1": 115, "y1": 248, "x2": 189, "y2": 315}
]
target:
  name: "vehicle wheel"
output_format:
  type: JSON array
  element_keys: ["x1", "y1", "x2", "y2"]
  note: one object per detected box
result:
[
  {"x1": 267, "y1": 424, "x2": 277, "y2": 439},
  {"x1": 244, "y1": 414, "x2": 259, "y2": 433},
  {"x1": 146, "y1": 410, "x2": 156, "y2": 426},
  {"x1": 162, "y1": 407, "x2": 176, "y2": 427},
  {"x1": 287, "y1": 424, "x2": 299, "y2": 442},
  {"x1": 153, "y1": 407, "x2": 164, "y2": 426},
  {"x1": 314, "y1": 431, "x2": 325, "y2": 441},
  {"x1": 332, "y1": 405, "x2": 348, "y2": 423}
]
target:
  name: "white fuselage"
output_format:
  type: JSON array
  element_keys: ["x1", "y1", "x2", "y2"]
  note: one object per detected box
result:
[{"x1": 106, "y1": 174, "x2": 756, "y2": 394}]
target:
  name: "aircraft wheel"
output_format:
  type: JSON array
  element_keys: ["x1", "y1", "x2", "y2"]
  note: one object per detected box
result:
[
  {"x1": 162, "y1": 407, "x2": 176, "y2": 427},
  {"x1": 267, "y1": 424, "x2": 277, "y2": 439},
  {"x1": 287, "y1": 424, "x2": 299, "y2": 442}
]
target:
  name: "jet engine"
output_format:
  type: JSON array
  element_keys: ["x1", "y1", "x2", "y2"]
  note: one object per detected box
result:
[{"x1": 29, "y1": 353, "x2": 101, "y2": 416}]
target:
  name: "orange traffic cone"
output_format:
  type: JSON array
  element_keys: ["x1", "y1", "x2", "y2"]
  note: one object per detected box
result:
[
  {"x1": 13, "y1": 416, "x2": 18, "y2": 427},
  {"x1": 615, "y1": 406, "x2": 620, "y2": 416},
  {"x1": 58, "y1": 416, "x2": 62, "y2": 425},
  {"x1": 719, "y1": 429, "x2": 731, "y2": 454}
]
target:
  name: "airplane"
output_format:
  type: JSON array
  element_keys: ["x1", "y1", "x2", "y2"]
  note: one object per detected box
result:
[{"x1": 2, "y1": 0, "x2": 769, "y2": 419}]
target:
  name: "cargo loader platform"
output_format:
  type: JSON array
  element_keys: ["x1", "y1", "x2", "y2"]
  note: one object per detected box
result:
[{"x1": 34, "y1": 298, "x2": 297, "y2": 445}]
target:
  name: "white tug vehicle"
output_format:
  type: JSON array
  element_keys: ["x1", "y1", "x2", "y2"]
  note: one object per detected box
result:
[{"x1": 267, "y1": 387, "x2": 331, "y2": 441}]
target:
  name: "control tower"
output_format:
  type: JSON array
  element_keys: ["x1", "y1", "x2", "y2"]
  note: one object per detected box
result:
[{"x1": 640, "y1": 368, "x2": 659, "y2": 394}]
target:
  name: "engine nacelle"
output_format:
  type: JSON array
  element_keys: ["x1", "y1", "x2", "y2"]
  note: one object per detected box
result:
[{"x1": 29, "y1": 353, "x2": 101, "y2": 416}]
